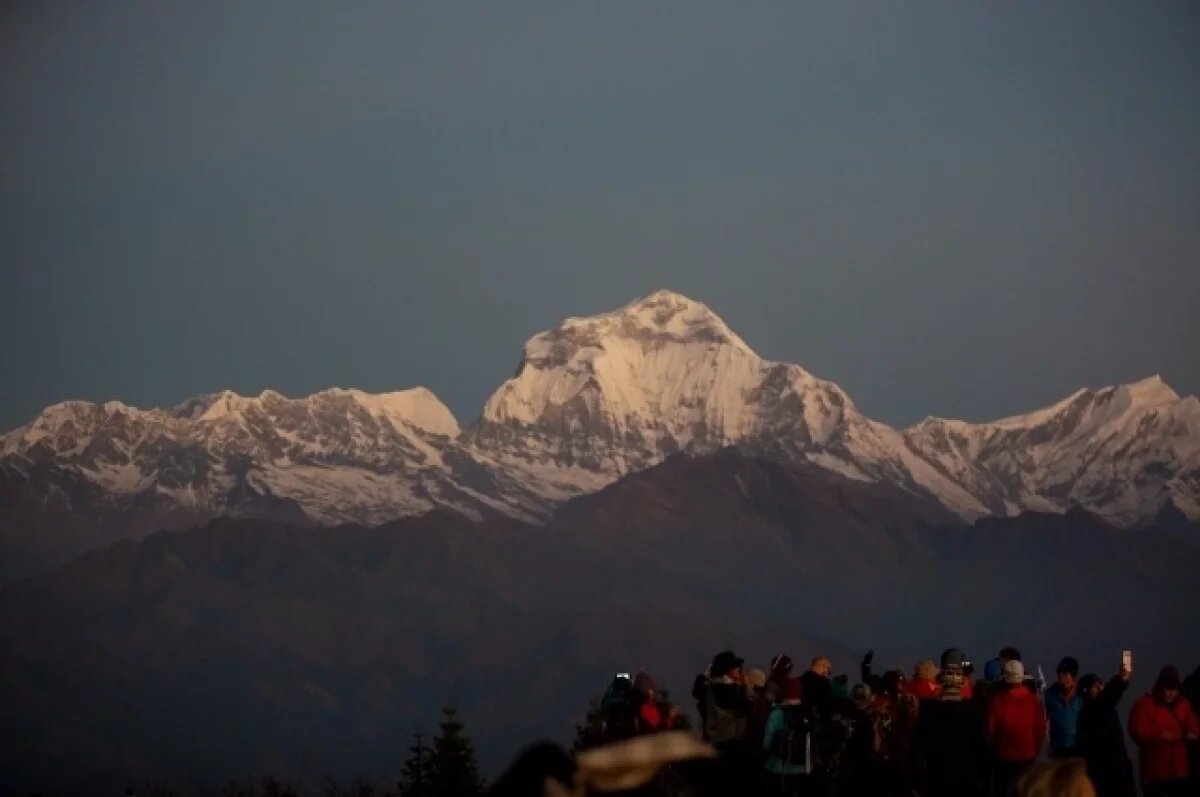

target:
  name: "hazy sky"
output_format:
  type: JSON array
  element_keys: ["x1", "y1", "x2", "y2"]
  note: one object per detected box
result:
[{"x1": 4, "y1": 1, "x2": 1198, "y2": 432}]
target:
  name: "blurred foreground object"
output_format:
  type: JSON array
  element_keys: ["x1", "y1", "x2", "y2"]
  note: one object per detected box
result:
[{"x1": 489, "y1": 731, "x2": 715, "y2": 797}]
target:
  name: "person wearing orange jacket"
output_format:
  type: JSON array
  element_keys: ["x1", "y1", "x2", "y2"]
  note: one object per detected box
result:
[
  {"x1": 1128, "y1": 665, "x2": 1200, "y2": 797},
  {"x1": 986, "y1": 659, "x2": 1047, "y2": 797}
]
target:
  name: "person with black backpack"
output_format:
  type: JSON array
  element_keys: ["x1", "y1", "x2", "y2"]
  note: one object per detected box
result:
[
  {"x1": 601, "y1": 672, "x2": 639, "y2": 742},
  {"x1": 763, "y1": 677, "x2": 817, "y2": 797}
]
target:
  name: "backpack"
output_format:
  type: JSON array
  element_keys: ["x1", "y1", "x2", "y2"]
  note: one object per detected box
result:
[
  {"x1": 601, "y1": 679, "x2": 638, "y2": 741},
  {"x1": 703, "y1": 681, "x2": 748, "y2": 745},
  {"x1": 769, "y1": 705, "x2": 814, "y2": 771},
  {"x1": 814, "y1": 711, "x2": 854, "y2": 777}
]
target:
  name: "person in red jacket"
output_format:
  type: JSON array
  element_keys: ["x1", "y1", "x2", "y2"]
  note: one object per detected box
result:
[
  {"x1": 987, "y1": 659, "x2": 1047, "y2": 797},
  {"x1": 908, "y1": 659, "x2": 942, "y2": 701},
  {"x1": 630, "y1": 671, "x2": 678, "y2": 733},
  {"x1": 1128, "y1": 665, "x2": 1200, "y2": 797}
]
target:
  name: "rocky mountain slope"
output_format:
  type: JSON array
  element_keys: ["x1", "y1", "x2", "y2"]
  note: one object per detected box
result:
[
  {"x1": 3, "y1": 290, "x2": 1198, "y2": 581},
  {"x1": 3, "y1": 450, "x2": 1197, "y2": 793}
]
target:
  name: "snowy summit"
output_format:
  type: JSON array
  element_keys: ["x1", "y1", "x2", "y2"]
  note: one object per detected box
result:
[{"x1": 3, "y1": 289, "x2": 1198, "y2": 580}]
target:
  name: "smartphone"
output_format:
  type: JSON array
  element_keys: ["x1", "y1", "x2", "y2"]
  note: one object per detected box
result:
[
  {"x1": 1122, "y1": 650, "x2": 1132, "y2": 671},
  {"x1": 616, "y1": 672, "x2": 631, "y2": 680}
]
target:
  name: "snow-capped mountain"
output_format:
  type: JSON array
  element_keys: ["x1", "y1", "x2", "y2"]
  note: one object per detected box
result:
[
  {"x1": 905, "y1": 375, "x2": 1200, "y2": 526},
  {"x1": 3, "y1": 289, "x2": 1198, "y2": 580},
  {"x1": 2, "y1": 387, "x2": 468, "y2": 525},
  {"x1": 464, "y1": 290, "x2": 988, "y2": 517}
]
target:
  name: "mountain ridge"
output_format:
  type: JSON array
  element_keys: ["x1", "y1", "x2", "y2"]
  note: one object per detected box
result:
[
  {"x1": 3, "y1": 448, "x2": 1198, "y2": 792},
  {"x1": 3, "y1": 290, "x2": 1198, "y2": 581}
]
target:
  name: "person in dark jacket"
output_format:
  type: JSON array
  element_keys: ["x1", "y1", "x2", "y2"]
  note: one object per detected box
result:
[
  {"x1": 692, "y1": 650, "x2": 755, "y2": 796},
  {"x1": 1182, "y1": 664, "x2": 1200, "y2": 714},
  {"x1": 909, "y1": 648, "x2": 990, "y2": 797},
  {"x1": 801, "y1": 657, "x2": 833, "y2": 721},
  {"x1": 1076, "y1": 668, "x2": 1136, "y2": 797}
]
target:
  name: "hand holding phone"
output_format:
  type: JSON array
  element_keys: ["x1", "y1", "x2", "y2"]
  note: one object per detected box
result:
[{"x1": 1121, "y1": 650, "x2": 1132, "y2": 675}]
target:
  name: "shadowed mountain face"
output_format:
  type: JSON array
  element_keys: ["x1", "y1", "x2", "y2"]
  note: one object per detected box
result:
[{"x1": 2, "y1": 450, "x2": 1199, "y2": 794}]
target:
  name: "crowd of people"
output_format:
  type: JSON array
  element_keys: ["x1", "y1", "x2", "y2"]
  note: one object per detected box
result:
[{"x1": 589, "y1": 648, "x2": 1200, "y2": 797}]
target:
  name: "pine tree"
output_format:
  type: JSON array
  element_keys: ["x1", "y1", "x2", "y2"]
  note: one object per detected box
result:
[
  {"x1": 398, "y1": 732, "x2": 432, "y2": 797},
  {"x1": 427, "y1": 706, "x2": 485, "y2": 797},
  {"x1": 572, "y1": 696, "x2": 608, "y2": 752}
]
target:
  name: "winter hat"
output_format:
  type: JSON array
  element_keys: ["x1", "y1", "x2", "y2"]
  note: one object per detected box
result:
[
  {"x1": 1078, "y1": 674, "x2": 1101, "y2": 695},
  {"x1": 1057, "y1": 657, "x2": 1080, "y2": 677},
  {"x1": 1155, "y1": 665, "x2": 1182, "y2": 691},
  {"x1": 983, "y1": 658, "x2": 1004, "y2": 682},
  {"x1": 1003, "y1": 659, "x2": 1026, "y2": 684},
  {"x1": 916, "y1": 659, "x2": 939, "y2": 681},
  {"x1": 851, "y1": 683, "x2": 872, "y2": 708},
  {"x1": 940, "y1": 648, "x2": 968, "y2": 671},
  {"x1": 999, "y1": 647, "x2": 1021, "y2": 662},
  {"x1": 745, "y1": 669, "x2": 768, "y2": 689},
  {"x1": 711, "y1": 650, "x2": 744, "y2": 678},
  {"x1": 781, "y1": 677, "x2": 803, "y2": 703}
]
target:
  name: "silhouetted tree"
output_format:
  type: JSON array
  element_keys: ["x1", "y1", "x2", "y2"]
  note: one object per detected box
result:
[
  {"x1": 573, "y1": 696, "x2": 608, "y2": 752},
  {"x1": 398, "y1": 731, "x2": 432, "y2": 797},
  {"x1": 427, "y1": 707, "x2": 485, "y2": 797}
]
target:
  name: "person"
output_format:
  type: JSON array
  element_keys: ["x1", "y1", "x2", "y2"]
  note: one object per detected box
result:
[
  {"x1": 1011, "y1": 757, "x2": 1097, "y2": 797},
  {"x1": 863, "y1": 669, "x2": 913, "y2": 797},
  {"x1": 753, "y1": 655, "x2": 796, "y2": 750},
  {"x1": 975, "y1": 657, "x2": 1005, "y2": 707},
  {"x1": 960, "y1": 659, "x2": 975, "y2": 701},
  {"x1": 1182, "y1": 664, "x2": 1200, "y2": 714},
  {"x1": 908, "y1": 659, "x2": 941, "y2": 701},
  {"x1": 1000, "y1": 647, "x2": 1022, "y2": 664},
  {"x1": 1076, "y1": 667, "x2": 1136, "y2": 797},
  {"x1": 763, "y1": 677, "x2": 815, "y2": 797},
  {"x1": 987, "y1": 659, "x2": 1047, "y2": 797},
  {"x1": 692, "y1": 650, "x2": 755, "y2": 795},
  {"x1": 1047, "y1": 656, "x2": 1085, "y2": 757},
  {"x1": 767, "y1": 654, "x2": 796, "y2": 702},
  {"x1": 745, "y1": 667, "x2": 771, "y2": 747},
  {"x1": 837, "y1": 683, "x2": 885, "y2": 797},
  {"x1": 601, "y1": 672, "x2": 639, "y2": 741},
  {"x1": 1129, "y1": 665, "x2": 1200, "y2": 797},
  {"x1": 1183, "y1": 663, "x2": 1200, "y2": 787},
  {"x1": 801, "y1": 657, "x2": 833, "y2": 720},
  {"x1": 691, "y1": 650, "x2": 751, "y2": 746},
  {"x1": 860, "y1": 649, "x2": 885, "y2": 695},
  {"x1": 909, "y1": 648, "x2": 990, "y2": 797},
  {"x1": 630, "y1": 671, "x2": 677, "y2": 734}
]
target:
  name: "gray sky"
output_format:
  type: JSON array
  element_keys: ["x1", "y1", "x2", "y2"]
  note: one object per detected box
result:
[{"x1": 3, "y1": 1, "x2": 1198, "y2": 432}]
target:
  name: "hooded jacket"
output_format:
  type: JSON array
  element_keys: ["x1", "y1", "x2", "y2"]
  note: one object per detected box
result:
[
  {"x1": 1128, "y1": 691, "x2": 1200, "y2": 784},
  {"x1": 986, "y1": 684, "x2": 1047, "y2": 762}
]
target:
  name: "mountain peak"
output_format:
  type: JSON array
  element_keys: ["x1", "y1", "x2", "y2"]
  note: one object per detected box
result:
[
  {"x1": 1121, "y1": 374, "x2": 1179, "y2": 407},
  {"x1": 551, "y1": 289, "x2": 755, "y2": 355}
]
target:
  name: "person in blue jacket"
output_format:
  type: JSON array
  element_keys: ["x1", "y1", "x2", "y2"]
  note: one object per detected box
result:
[{"x1": 1045, "y1": 656, "x2": 1085, "y2": 757}]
